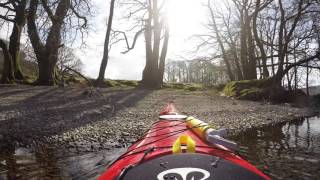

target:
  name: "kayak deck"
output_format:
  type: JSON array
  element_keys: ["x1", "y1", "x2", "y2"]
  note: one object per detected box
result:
[{"x1": 99, "y1": 119, "x2": 269, "y2": 179}]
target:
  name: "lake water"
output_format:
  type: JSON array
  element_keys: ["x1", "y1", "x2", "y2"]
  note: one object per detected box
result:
[
  {"x1": 0, "y1": 146, "x2": 125, "y2": 180},
  {"x1": 0, "y1": 116, "x2": 319, "y2": 179},
  {"x1": 230, "y1": 116, "x2": 320, "y2": 179}
]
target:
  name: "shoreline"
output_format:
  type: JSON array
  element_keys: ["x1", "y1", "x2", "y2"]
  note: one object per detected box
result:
[{"x1": 0, "y1": 85, "x2": 317, "y2": 151}]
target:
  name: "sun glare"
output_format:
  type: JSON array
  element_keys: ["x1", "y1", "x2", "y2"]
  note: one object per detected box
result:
[{"x1": 166, "y1": 0, "x2": 205, "y2": 38}]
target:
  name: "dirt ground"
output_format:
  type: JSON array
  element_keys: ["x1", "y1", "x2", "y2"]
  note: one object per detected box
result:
[{"x1": 0, "y1": 85, "x2": 315, "y2": 151}]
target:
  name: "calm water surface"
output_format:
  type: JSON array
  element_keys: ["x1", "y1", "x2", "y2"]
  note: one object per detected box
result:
[
  {"x1": 0, "y1": 116, "x2": 319, "y2": 179},
  {"x1": 0, "y1": 146, "x2": 125, "y2": 180},
  {"x1": 231, "y1": 116, "x2": 320, "y2": 179}
]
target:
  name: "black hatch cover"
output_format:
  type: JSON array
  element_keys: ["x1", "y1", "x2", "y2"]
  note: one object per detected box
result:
[{"x1": 119, "y1": 153, "x2": 264, "y2": 180}]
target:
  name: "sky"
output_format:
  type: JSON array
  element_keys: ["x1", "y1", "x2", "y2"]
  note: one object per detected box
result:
[
  {"x1": 0, "y1": 0, "x2": 208, "y2": 80},
  {"x1": 1, "y1": 0, "x2": 318, "y2": 86},
  {"x1": 75, "y1": 0, "x2": 207, "y2": 80}
]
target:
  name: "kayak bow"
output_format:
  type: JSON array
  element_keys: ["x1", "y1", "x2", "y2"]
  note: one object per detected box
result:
[{"x1": 99, "y1": 102, "x2": 269, "y2": 180}]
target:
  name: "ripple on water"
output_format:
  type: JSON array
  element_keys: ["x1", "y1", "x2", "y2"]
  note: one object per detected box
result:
[
  {"x1": 230, "y1": 116, "x2": 320, "y2": 179},
  {"x1": 0, "y1": 116, "x2": 319, "y2": 179},
  {"x1": 0, "y1": 145, "x2": 126, "y2": 180}
]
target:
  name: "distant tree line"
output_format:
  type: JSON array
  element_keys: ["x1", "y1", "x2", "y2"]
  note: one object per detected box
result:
[
  {"x1": 196, "y1": 0, "x2": 320, "y2": 89},
  {"x1": 165, "y1": 59, "x2": 228, "y2": 85}
]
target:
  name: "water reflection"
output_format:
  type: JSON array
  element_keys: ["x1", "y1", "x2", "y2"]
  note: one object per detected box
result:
[
  {"x1": 1, "y1": 117, "x2": 319, "y2": 179},
  {"x1": 231, "y1": 116, "x2": 320, "y2": 179},
  {"x1": 0, "y1": 145, "x2": 125, "y2": 180}
]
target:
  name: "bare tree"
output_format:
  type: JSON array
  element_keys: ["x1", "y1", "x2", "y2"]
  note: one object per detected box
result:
[
  {"x1": 252, "y1": 0, "x2": 271, "y2": 78},
  {"x1": 199, "y1": 0, "x2": 320, "y2": 91},
  {"x1": 0, "y1": 0, "x2": 28, "y2": 82},
  {"x1": 270, "y1": 0, "x2": 319, "y2": 86},
  {"x1": 207, "y1": 0, "x2": 235, "y2": 81},
  {"x1": 96, "y1": 0, "x2": 116, "y2": 85},
  {"x1": 27, "y1": 0, "x2": 89, "y2": 85},
  {"x1": 113, "y1": 0, "x2": 170, "y2": 88},
  {"x1": 0, "y1": 39, "x2": 14, "y2": 83},
  {"x1": 57, "y1": 47, "x2": 83, "y2": 74}
]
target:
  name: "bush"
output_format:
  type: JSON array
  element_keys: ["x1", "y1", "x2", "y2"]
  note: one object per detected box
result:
[
  {"x1": 223, "y1": 79, "x2": 274, "y2": 100},
  {"x1": 222, "y1": 79, "x2": 309, "y2": 102},
  {"x1": 223, "y1": 79, "x2": 271, "y2": 97}
]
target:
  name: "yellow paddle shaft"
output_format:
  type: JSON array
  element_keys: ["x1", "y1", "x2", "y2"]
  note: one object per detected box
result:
[{"x1": 185, "y1": 117, "x2": 214, "y2": 139}]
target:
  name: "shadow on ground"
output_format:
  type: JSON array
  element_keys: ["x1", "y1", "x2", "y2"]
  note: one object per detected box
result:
[{"x1": 0, "y1": 85, "x2": 152, "y2": 146}]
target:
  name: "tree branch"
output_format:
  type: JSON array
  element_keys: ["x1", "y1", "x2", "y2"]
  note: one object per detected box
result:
[
  {"x1": 40, "y1": 0, "x2": 56, "y2": 22},
  {"x1": 27, "y1": 0, "x2": 45, "y2": 57},
  {"x1": 0, "y1": 14, "x2": 14, "y2": 22},
  {"x1": 113, "y1": 28, "x2": 145, "y2": 54},
  {"x1": 70, "y1": 4, "x2": 87, "y2": 28},
  {"x1": 0, "y1": 1, "x2": 15, "y2": 11},
  {"x1": 283, "y1": 51, "x2": 320, "y2": 75}
]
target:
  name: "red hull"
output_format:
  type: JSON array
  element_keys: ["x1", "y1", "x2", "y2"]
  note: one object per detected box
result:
[{"x1": 99, "y1": 103, "x2": 269, "y2": 179}]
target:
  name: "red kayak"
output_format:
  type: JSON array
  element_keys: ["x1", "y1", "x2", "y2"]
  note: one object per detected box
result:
[{"x1": 99, "y1": 102, "x2": 269, "y2": 180}]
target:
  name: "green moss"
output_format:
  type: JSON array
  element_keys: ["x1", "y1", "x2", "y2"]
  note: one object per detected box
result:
[
  {"x1": 163, "y1": 83, "x2": 185, "y2": 89},
  {"x1": 104, "y1": 79, "x2": 139, "y2": 87},
  {"x1": 162, "y1": 83, "x2": 204, "y2": 91},
  {"x1": 223, "y1": 81, "x2": 237, "y2": 97},
  {"x1": 105, "y1": 80, "x2": 120, "y2": 87},
  {"x1": 118, "y1": 80, "x2": 139, "y2": 87},
  {"x1": 223, "y1": 79, "x2": 272, "y2": 99}
]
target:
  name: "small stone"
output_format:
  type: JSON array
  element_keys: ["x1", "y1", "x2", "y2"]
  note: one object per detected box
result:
[
  {"x1": 121, "y1": 132, "x2": 130, "y2": 136},
  {"x1": 0, "y1": 160, "x2": 6, "y2": 166},
  {"x1": 114, "y1": 144, "x2": 122, "y2": 148}
]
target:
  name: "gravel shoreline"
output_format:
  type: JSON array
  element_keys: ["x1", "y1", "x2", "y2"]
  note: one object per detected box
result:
[{"x1": 0, "y1": 85, "x2": 316, "y2": 151}]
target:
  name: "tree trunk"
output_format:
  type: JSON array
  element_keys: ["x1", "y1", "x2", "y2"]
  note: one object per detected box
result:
[
  {"x1": 240, "y1": 9, "x2": 249, "y2": 79},
  {"x1": 252, "y1": 0, "x2": 269, "y2": 78},
  {"x1": 141, "y1": 14, "x2": 159, "y2": 88},
  {"x1": 27, "y1": 0, "x2": 71, "y2": 86},
  {"x1": 305, "y1": 45, "x2": 310, "y2": 96},
  {"x1": 247, "y1": 24, "x2": 257, "y2": 80},
  {"x1": 293, "y1": 42, "x2": 297, "y2": 91},
  {"x1": 285, "y1": 54, "x2": 292, "y2": 90},
  {"x1": 9, "y1": 1, "x2": 27, "y2": 80},
  {"x1": 257, "y1": 57, "x2": 262, "y2": 79},
  {"x1": 141, "y1": 1, "x2": 168, "y2": 88},
  {"x1": 96, "y1": 0, "x2": 116, "y2": 84},
  {"x1": 232, "y1": 49, "x2": 243, "y2": 80},
  {"x1": 0, "y1": 39, "x2": 15, "y2": 83},
  {"x1": 9, "y1": 24, "x2": 24, "y2": 80},
  {"x1": 37, "y1": 56, "x2": 56, "y2": 85},
  {"x1": 306, "y1": 61, "x2": 309, "y2": 96},
  {"x1": 270, "y1": 45, "x2": 275, "y2": 76},
  {"x1": 270, "y1": 17, "x2": 278, "y2": 76},
  {"x1": 222, "y1": 13, "x2": 243, "y2": 80},
  {"x1": 208, "y1": 4, "x2": 234, "y2": 81},
  {"x1": 158, "y1": 27, "x2": 169, "y2": 85}
]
